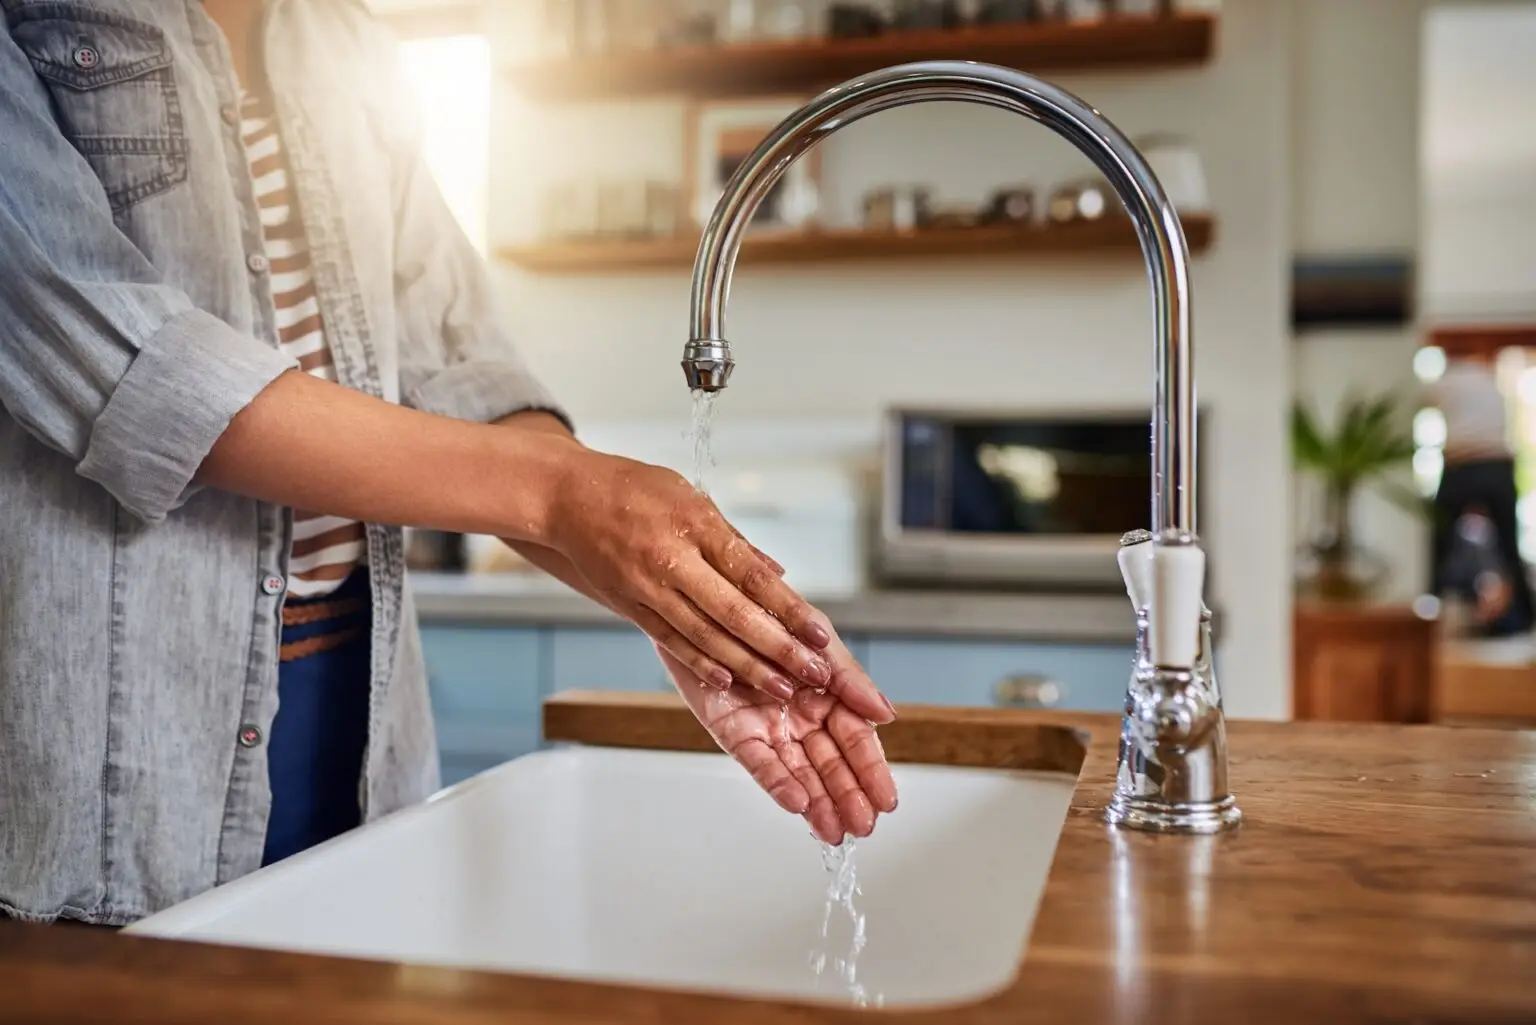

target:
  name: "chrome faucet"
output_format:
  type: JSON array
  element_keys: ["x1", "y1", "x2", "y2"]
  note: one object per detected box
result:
[{"x1": 682, "y1": 61, "x2": 1240, "y2": 835}]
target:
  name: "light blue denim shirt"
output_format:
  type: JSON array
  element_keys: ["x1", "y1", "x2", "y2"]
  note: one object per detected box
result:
[{"x1": 0, "y1": 0, "x2": 566, "y2": 924}]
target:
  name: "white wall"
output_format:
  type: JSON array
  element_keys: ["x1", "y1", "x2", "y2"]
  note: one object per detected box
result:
[
  {"x1": 1289, "y1": 0, "x2": 1428, "y2": 602},
  {"x1": 1288, "y1": 0, "x2": 1536, "y2": 602},
  {"x1": 1422, "y1": 3, "x2": 1536, "y2": 322},
  {"x1": 479, "y1": 1, "x2": 1296, "y2": 719}
]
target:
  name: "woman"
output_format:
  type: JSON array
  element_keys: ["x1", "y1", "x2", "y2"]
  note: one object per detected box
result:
[
  {"x1": 0, "y1": 0, "x2": 895, "y2": 926},
  {"x1": 1429, "y1": 351, "x2": 1535, "y2": 636}
]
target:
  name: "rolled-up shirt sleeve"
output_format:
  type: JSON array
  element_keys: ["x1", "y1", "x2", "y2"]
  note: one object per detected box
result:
[
  {"x1": 361, "y1": 18, "x2": 572, "y2": 433},
  {"x1": 0, "y1": 32, "x2": 295, "y2": 524}
]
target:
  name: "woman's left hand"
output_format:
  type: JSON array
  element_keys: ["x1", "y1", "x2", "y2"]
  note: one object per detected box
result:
[{"x1": 656, "y1": 642, "x2": 899, "y2": 845}]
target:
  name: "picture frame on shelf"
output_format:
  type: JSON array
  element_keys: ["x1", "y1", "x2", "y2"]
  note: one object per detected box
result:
[
  {"x1": 685, "y1": 98, "x2": 822, "y2": 233},
  {"x1": 1291, "y1": 255, "x2": 1414, "y2": 331}
]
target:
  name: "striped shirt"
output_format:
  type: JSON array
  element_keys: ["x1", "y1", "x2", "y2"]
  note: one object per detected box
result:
[{"x1": 242, "y1": 93, "x2": 367, "y2": 599}]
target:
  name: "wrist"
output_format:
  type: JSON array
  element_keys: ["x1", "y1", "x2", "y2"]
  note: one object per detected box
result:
[{"x1": 476, "y1": 425, "x2": 584, "y2": 546}]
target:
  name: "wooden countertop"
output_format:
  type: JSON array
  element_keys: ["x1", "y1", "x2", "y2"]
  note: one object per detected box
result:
[{"x1": 3, "y1": 693, "x2": 1534, "y2": 1024}]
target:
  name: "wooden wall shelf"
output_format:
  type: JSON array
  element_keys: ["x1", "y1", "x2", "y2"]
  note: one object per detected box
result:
[
  {"x1": 506, "y1": 15, "x2": 1216, "y2": 102},
  {"x1": 496, "y1": 215, "x2": 1213, "y2": 274}
]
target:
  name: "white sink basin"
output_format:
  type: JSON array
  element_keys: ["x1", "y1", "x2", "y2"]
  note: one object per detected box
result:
[{"x1": 129, "y1": 747, "x2": 1075, "y2": 1009}]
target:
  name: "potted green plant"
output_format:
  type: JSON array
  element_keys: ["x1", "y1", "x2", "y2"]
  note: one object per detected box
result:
[{"x1": 1292, "y1": 392, "x2": 1428, "y2": 601}]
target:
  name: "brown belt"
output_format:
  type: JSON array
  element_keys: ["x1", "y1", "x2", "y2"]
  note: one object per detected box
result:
[
  {"x1": 279, "y1": 596, "x2": 369, "y2": 663},
  {"x1": 281, "y1": 596, "x2": 367, "y2": 627},
  {"x1": 280, "y1": 626, "x2": 368, "y2": 662}
]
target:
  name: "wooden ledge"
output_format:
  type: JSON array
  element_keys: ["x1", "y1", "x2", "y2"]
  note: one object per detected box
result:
[
  {"x1": 542, "y1": 689, "x2": 1099, "y2": 774},
  {"x1": 506, "y1": 15, "x2": 1217, "y2": 102},
  {"x1": 497, "y1": 216, "x2": 1216, "y2": 274}
]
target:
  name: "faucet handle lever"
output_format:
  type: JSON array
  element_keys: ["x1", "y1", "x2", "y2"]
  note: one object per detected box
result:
[
  {"x1": 1149, "y1": 540, "x2": 1204, "y2": 670},
  {"x1": 1117, "y1": 529, "x2": 1153, "y2": 613}
]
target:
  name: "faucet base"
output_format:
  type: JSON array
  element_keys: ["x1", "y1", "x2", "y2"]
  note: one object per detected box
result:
[{"x1": 1105, "y1": 793, "x2": 1242, "y2": 835}]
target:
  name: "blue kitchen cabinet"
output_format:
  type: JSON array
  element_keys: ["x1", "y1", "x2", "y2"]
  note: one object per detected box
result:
[
  {"x1": 419, "y1": 626, "x2": 545, "y2": 786},
  {"x1": 549, "y1": 625, "x2": 669, "y2": 694},
  {"x1": 864, "y1": 637, "x2": 1132, "y2": 712},
  {"x1": 546, "y1": 626, "x2": 873, "y2": 697}
]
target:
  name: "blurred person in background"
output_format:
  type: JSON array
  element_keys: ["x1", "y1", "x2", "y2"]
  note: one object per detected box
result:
[
  {"x1": 0, "y1": 0, "x2": 895, "y2": 927},
  {"x1": 1438, "y1": 507, "x2": 1525, "y2": 636},
  {"x1": 1429, "y1": 350, "x2": 1535, "y2": 636}
]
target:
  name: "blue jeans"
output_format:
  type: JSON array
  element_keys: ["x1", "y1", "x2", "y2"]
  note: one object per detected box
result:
[{"x1": 262, "y1": 571, "x2": 373, "y2": 866}]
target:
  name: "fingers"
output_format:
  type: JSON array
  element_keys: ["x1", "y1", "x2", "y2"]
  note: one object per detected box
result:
[
  {"x1": 731, "y1": 738, "x2": 811, "y2": 814},
  {"x1": 631, "y1": 606, "x2": 735, "y2": 691},
  {"x1": 803, "y1": 729, "x2": 877, "y2": 838},
  {"x1": 820, "y1": 634, "x2": 897, "y2": 726},
  {"x1": 782, "y1": 741, "x2": 845, "y2": 845},
  {"x1": 704, "y1": 531, "x2": 831, "y2": 650},
  {"x1": 659, "y1": 573, "x2": 832, "y2": 697},
  {"x1": 648, "y1": 593, "x2": 801, "y2": 701},
  {"x1": 730, "y1": 527, "x2": 785, "y2": 577},
  {"x1": 827, "y1": 705, "x2": 898, "y2": 814}
]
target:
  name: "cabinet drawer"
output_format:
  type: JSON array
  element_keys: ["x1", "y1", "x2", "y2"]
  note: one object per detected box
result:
[
  {"x1": 864, "y1": 638, "x2": 1131, "y2": 712},
  {"x1": 420, "y1": 626, "x2": 544, "y2": 770},
  {"x1": 549, "y1": 626, "x2": 669, "y2": 694}
]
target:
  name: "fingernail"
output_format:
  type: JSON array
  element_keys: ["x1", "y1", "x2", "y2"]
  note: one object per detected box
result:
[
  {"x1": 709, "y1": 667, "x2": 734, "y2": 689},
  {"x1": 879, "y1": 694, "x2": 898, "y2": 721},
  {"x1": 766, "y1": 675, "x2": 796, "y2": 701},
  {"x1": 804, "y1": 622, "x2": 831, "y2": 648},
  {"x1": 802, "y1": 655, "x2": 831, "y2": 686}
]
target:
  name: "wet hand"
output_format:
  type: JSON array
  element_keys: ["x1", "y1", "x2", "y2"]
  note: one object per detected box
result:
[
  {"x1": 546, "y1": 444, "x2": 894, "y2": 724},
  {"x1": 656, "y1": 642, "x2": 899, "y2": 845}
]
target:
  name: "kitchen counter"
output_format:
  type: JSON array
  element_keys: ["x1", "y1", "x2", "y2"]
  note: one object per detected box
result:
[
  {"x1": 411, "y1": 570, "x2": 1142, "y2": 643},
  {"x1": 2, "y1": 695, "x2": 1532, "y2": 1024}
]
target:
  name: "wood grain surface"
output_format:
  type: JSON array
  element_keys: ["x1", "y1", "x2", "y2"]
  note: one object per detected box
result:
[
  {"x1": 497, "y1": 217, "x2": 1216, "y2": 274},
  {"x1": 2, "y1": 692, "x2": 1533, "y2": 1024}
]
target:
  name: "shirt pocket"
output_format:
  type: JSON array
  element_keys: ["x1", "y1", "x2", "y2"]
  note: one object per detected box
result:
[{"x1": 10, "y1": 8, "x2": 189, "y2": 218}]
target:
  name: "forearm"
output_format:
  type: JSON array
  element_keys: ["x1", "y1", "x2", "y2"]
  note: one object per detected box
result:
[
  {"x1": 199, "y1": 370, "x2": 574, "y2": 543},
  {"x1": 489, "y1": 410, "x2": 620, "y2": 612}
]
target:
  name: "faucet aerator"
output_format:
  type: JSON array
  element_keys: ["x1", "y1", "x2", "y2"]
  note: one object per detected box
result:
[{"x1": 682, "y1": 340, "x2": 734, "y2": 393}]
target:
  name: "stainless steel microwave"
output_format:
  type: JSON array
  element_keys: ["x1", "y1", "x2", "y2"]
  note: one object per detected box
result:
[{"x1": 875, "y1": 406, "x2": 1209, "y2": 590}]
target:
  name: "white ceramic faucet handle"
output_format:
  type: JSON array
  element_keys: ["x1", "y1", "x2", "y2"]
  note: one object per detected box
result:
[
  {"x1": 1118, "y1": 529, "x2": 1154, "y2": 612},
  {"x1": 1150, "y1": 542, "x2": 1205, "y2": 669}
]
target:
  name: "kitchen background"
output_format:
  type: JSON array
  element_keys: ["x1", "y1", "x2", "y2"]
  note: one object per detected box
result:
[{"x1": 366, "y1": 0, "x2": 1536, "y2": 782}]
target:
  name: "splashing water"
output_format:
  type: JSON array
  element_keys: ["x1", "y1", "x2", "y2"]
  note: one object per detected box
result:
[
  {"x1": 688, "y1": 389, "x2": 719, "y2": 493},
  {"x1": 809, "y1": 836, "x2": 883, "y2": 1008}
]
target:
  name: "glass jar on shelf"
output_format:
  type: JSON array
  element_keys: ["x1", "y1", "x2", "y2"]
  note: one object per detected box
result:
[
  {"x1": 760, "y1": 0, "x2": 826, "y2": 40},
  {"x1": 663, "y1": 0, "x2": 721, "y2": 47},
  {"x1": 1062, "y1": 0, "x2": 1109, "y2": 24},
  {"x1": 717, "y1": 0, "x2": 760, "y2": 43}
]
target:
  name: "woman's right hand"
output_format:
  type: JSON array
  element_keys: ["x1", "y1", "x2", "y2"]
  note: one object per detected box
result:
[{"x1": 540, "y1": 441, "x2": 895, "y2": 724}]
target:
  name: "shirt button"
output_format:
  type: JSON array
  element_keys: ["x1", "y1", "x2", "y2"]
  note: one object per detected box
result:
[
  {"x1": 71, "y1": 45, "x2": 100, "y2": 71},
  {"x1": 238, "y1": 725, "x2": 263, "y2": 748},
  {"x1": 246, "y1": 252, "x2": 270, "y2": 275},
  {"x1": 221, "y1": 104, "x2": 240, "y2": 126},
  {"x1": 261, "y1": 574, "x2": 285, "y2": 596}
]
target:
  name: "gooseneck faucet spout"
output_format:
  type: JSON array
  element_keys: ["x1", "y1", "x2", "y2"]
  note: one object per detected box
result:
[{"x1": 683, "y1": 61, "x2": 1240, "y2": 834}]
